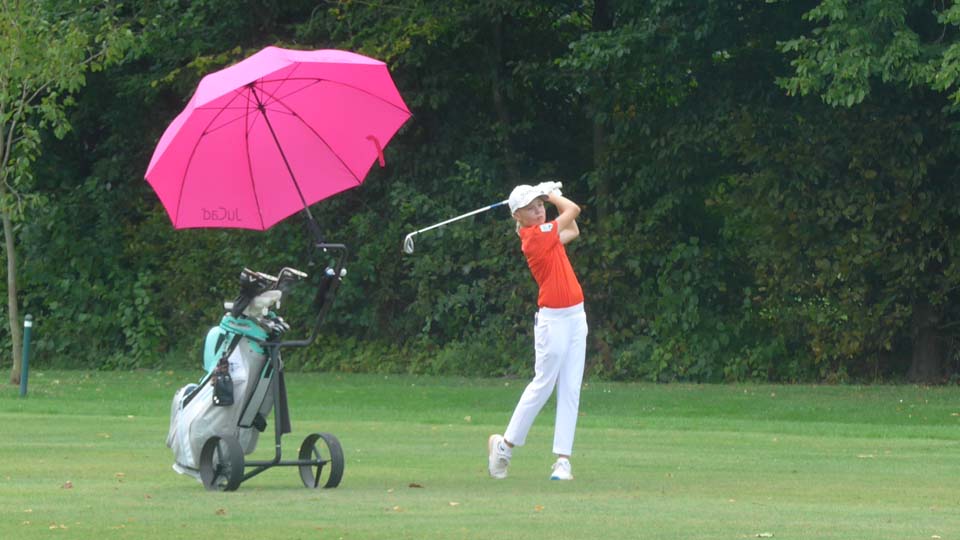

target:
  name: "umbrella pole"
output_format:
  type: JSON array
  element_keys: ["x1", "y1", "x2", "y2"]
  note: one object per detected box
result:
[{"x1": 253, "y1": 87, "x2": 325, "y2": 245}]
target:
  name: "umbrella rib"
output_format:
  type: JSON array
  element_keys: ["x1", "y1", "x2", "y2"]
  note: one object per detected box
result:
[
  {"x1": 254, "y1": 81, "x2": 366, "y2": 186},
  {"x1": 257, "y1": 76, "x2": 412, "y2": 116},
  {"x1": 243, "y1": 89, "x2": 268, "y2": 230},
  {"x1": 192, "y1": 87, "x2": 268, "y2": 135},
  {"x1": 249, "y1": 84, "x2": 320, "y2": 227},
  {"x1": 195, "y1": 108, "x2": 253, "y2": 133},
  {"x1": 172, "y1": 90, "x2": 250, "y2": 226},
  {"x1": 245, "y1": 60, "x2": 304, "y2": 114},
  {"x1": 195, "y1": 73, "x2": 411, "y2": 119}
]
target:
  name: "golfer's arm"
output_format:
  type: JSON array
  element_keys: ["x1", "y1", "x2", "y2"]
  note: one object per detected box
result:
[
  {"x1": 560, "y1": 217, "x2": 580, "y2": 245},
  {"x1": 549, "y1": 193, "x2": 580, "y2": 244}
]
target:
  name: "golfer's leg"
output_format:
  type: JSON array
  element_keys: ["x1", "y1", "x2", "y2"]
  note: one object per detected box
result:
[
  {"x1": 504, "y1": 315, "x2": 560, "y2": 447},
  {"x1": 552, "y1": 312, "x2": 588, "y2": 456}
]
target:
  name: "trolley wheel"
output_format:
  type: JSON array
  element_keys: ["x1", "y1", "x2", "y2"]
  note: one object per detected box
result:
[
  {"x1": 199, "y1": 435, "x2": 244, "y2": 492},
  {"x1": 299, "y1": 432, "x2": 344, "y2": 488}
]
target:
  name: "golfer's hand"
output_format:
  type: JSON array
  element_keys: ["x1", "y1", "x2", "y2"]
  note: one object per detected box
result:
[{"x1": 536, "y1": 181, "x2": 562, "y2": 197}]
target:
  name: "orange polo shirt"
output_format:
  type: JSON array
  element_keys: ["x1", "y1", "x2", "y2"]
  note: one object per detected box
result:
[{"x1": 519, "y1": 220, "x2": 584, "y2": 308}]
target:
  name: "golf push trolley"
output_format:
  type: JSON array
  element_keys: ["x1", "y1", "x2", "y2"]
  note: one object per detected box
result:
[{"x1": 166, "y1": 244, "x2": 347, "y2": 491}]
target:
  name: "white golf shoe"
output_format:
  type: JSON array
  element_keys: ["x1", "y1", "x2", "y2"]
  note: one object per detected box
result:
[
  {"x1": 487, "y1": 434, "x2": 511, "y2": 479},
  {"x1": 550, "y1": 458, "x2": 573, "y2": 480}
]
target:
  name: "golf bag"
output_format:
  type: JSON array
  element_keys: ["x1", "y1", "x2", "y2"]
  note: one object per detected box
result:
[
  {"x1": 165, "y1": 272, "x2": 292, "y2": 480},
  {"x1": 164, "y1": 260, "x2": 346, "y2": 491}
]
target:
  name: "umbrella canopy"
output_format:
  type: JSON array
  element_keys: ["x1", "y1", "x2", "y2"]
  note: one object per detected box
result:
[{"x1": 145, "y1": 46, "x2": 411, "y2": 231}]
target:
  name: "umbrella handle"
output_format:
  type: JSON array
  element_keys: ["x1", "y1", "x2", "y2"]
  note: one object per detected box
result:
[{"x1": 367, "y1": 135, "x2": 385, "y2": 167}]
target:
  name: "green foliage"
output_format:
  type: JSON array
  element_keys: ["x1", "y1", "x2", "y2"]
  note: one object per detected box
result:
[
  {"x1": 0, "y1": 0, "x2": 133, "y2": 379},
  {"x1": 3, "y1": 0, "x2": 960, "y2": 383},
  {"x1": 646, "y1": 239, "x2": 732, "y2": 382},
  {"x1": 778, "y1": 0, "x2": 955, "y2": 106},
  {"x1": 715, "y1": 90, "x2": 960, "y2": 380},
  {"x1": 0, "y1": 0, "x2": 133, "y2": 193}
]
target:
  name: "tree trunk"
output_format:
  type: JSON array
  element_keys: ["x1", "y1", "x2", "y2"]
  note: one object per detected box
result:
[
  {"x1": 1, "y1": 209, "x2": 22, "y2": 385},
  {"x1": 0, "y1": 102, "x2": 19, "y2": 385},
  {"x1": 907, "y1": 300, "x2": 943, "y2": 383}
]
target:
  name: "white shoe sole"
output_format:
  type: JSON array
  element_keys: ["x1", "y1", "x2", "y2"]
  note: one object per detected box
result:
[{"x1": 488, "y1": 435, "x2": 508, "y2": 479}]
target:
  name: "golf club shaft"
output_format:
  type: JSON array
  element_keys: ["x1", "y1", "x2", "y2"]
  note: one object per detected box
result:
[{"x1": 411, "y1": 200, "x2": 508, "y2": 236}]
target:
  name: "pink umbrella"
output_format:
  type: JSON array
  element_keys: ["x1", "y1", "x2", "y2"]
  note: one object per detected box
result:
[{"x1": 144, "y1": 46, "x2": 411, "y2": 234}]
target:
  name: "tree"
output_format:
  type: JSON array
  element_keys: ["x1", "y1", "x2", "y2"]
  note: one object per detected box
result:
[
  {"x1": 0, "y1": 0, "x2": 130, "y2": 383},
  {"x1": 8, "y1": 0, "x2": 959, "y2": 383},
  {"x1": 775, "y1": 0, "x2": 960, "y2": 381}
]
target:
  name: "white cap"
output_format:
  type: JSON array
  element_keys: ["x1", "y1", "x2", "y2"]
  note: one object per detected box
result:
[{"x1": 508, "y1": 184, "x2": 547, "y2": 214}]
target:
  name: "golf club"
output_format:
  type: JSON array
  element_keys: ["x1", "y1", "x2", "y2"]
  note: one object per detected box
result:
[{"x1": 402, "y1": 200, "x2": 508, "y2": 254}]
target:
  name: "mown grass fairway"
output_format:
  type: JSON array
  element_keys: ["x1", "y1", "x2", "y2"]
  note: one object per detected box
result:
[{"x1": 1, "y1": 371, "x2": 958, "y2": 539}]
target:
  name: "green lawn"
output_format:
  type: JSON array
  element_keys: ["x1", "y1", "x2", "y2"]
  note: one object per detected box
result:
[{"x1": 1, "y1": 370, "x2": 959, "y2": 539}]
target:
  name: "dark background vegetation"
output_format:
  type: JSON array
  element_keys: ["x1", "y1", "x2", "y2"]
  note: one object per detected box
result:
[{"x1": 5, "y1": 0, "x2": 960, "y2": 383}]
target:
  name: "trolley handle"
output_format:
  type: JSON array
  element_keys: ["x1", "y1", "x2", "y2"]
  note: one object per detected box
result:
[{"x1": 274, "y1": 243, "x2": 348, "y2": 348}]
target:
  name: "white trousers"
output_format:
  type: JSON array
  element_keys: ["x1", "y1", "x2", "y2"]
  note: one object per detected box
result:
[{"x1": 504, "y1": 303, "x2": 588, "y2": 456}]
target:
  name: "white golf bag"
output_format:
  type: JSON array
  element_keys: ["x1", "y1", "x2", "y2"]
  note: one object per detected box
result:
[
  {"x1": 167, "y1": 348, "x2": 275, "y2": 478},
  {"x1": 166, "y1": 287, "x2": 287, "y2": 480},
  {"x1": 163, "y1": 262, "x2": 345, "y2": 492}
]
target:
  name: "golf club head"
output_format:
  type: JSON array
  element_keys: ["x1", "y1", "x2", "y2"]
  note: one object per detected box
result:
[{"x1": 402, "y1": 232, "x2": 416, "y2": 254}]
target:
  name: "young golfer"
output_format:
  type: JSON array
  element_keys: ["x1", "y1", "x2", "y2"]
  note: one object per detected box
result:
[{"x1": 488, "y1": 181, "x2": 588, "y2": 481}]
